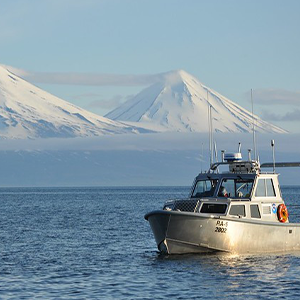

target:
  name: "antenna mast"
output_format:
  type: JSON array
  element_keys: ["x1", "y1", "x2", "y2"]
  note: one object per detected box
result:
[
  {"x1": 271, "y1": 139, "x2": 276, "y2": 173},
  {"x1": 214, "y1": 142, "x2": 219, "y2": 173},
  {"x1": 251, "y1": 89, "x2": 257, "y2": 160},
  {"x1": 207, "y1": 90, "x2": 213, "y2": 169},
  {"x1": 210, "y1": 104, "x2": 213, "y2": 167},
  {"x1": 201, "y1": 142, "x2": 204, "y2": 173}
]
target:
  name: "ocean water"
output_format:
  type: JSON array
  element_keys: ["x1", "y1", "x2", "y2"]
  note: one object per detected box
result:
[{"x1": 0, "y1": 186, "x2": 300, "y2": 299}]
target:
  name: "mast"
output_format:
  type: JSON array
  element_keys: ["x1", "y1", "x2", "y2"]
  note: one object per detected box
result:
[
  {"x1": 271, "y1": 139, "x2": 276, "y2": 173},
  {"x1": 201, "y1": 143, "x2": 204, "y2": 173},
  {"x1": 210, "y1": 104, "x2": 213, "y2": 167},
  {"x1": 207, "y1": 90, "x2": 213, "y2": 169},
  {"x1": 251, "y1": 89, "x2": 257, "y2": 160}
]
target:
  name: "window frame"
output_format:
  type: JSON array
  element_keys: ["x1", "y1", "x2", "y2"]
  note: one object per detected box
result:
[
  {"x1": 266, "y1": 179, "x2": 276, "y2": 197},
  {"x1": 218, "y1": 178, "x2": 254, "y2": 199},
  {"x1": 254, "y1": 178, "x2": 276, "y2": 198},
  {"x1": 200, "y1": 203, "x2": 228, "y2": 214},
  {"x1": 228, "y1": 204, "x2": 246, "y2": 217},
  {"x1": 250, "y1": 204, "x2": 261, "y2": 218},
  {"x1": 191, "y1": 179, "x2": 218, "y2": 198}
]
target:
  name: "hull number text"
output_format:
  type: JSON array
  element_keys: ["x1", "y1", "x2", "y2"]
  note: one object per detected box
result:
[{"x1": 215, "y1": 220, "x2": 228, "y2": 234}]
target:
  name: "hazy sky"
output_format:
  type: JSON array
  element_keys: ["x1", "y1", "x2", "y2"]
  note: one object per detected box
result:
[{"x1": 1, "y1": 0, "x2": 300, "y2": 132}]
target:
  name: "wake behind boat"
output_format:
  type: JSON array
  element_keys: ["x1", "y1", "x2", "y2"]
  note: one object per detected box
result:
[{"x1": 145, "y1": 144, "x2": 300, "y2": 255}]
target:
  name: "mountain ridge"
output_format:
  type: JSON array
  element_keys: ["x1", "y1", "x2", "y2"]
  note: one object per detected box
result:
[
  {"x1": 105, "y1": 70, "x2": 287, "y2": 134},
  {"x1": 0, "y1": 65, "x2": 149, "y2": 139}
]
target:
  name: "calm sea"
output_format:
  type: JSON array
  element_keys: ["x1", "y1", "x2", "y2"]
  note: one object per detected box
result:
[{"x1": 0, "y1": 186, "x2": 300, "y2": 299}]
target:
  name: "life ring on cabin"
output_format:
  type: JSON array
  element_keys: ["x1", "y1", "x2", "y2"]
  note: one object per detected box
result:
[{"x1": 277, "y1": 204, "x2": 288, "y2": 223}]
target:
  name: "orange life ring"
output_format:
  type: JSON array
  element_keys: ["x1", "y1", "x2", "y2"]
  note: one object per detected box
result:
[{"x1": 277, "y1": 204, "x2": 288, "y2": 223}]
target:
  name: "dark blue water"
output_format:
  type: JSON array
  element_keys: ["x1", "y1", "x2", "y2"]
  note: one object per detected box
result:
[{"x1": 0, "y1": 186, "x2": 300, "y2": 299}]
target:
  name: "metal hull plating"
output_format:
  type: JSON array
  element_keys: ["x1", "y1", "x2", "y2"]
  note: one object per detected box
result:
[{"x1": 145, "y1": 210, "x2": 300, "y2": 254}]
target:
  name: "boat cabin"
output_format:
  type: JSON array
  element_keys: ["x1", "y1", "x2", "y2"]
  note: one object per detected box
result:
[{"x1": 163, "y1": 157, "x2": 287, "y2": 223}]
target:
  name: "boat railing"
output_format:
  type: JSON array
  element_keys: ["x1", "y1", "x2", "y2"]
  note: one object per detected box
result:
[
  {"x1": 163, "y1": 199, "x2": 200, "y2": 213},
  {"x1": 210, "y1": 160, "x2": 260, "y2": 174}
]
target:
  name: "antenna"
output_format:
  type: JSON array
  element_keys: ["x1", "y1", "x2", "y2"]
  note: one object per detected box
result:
[
  {"x1": 214, "y1": 142, "x2": 218, "y2": 162},
  {"x1": 251, "y1": 89, "x2": 257, "y2": 160},
  {"x1": 214, "y1": 142, "x2": 219, "y2": 173},
  {"x1": 210, "y1": 104, "x2": 213, "y2": 167},
  {"x1": 271, "y1": 139, "x2": 275, "y2": 173},
  {"x1": 208, "y1": 103, "x2": 211, "y2": 169},
  {"x1": 221, "y1": 150, "x2": 225, "y2": 162},
  {"x1": 238, "y1": 142, "x2": 241, "y2": 153},
  {"x1": 248, "y1": 149, "x2": 252, "y2": 161},
  {"x1": 207, "y1": 90, "x2": 213, "y2": 170},
  {"x1": 201, "y1": 142, "x2": 204, "y2": 173}
]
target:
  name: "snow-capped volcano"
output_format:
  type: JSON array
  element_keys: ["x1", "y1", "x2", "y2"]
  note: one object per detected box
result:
[
  {"x1": 0, "y1": 65, "x2": 148, "y2": 139},
  {"x1": 105, "y1": 70, "x2": 286, "y2": 133}
]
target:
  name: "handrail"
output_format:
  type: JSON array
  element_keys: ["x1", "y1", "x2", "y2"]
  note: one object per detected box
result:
[
  {"x1": 261, "y1": 162, "x2": 300, "y2": 168},
  {"x1": 210, "y1": 160, "x2": 259, "y2": 172}
]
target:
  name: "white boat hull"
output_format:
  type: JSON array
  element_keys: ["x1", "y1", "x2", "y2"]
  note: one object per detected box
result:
[{"x1": 145, "y1": 210, "x2": 300, "y2": 254}]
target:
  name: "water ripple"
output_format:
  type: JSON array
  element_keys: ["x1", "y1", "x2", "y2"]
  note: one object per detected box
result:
[{"x1": 0, "y1": 186, "x2": 299, "y2": 298}]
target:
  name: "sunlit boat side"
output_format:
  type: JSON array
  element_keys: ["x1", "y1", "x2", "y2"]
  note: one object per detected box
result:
[{"x1": 145, "y1": 149, "x2": 300, "y2": 254}]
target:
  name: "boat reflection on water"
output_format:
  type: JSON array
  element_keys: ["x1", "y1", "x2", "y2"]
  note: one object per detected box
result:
[{"x1": 152, "y1": 251, "x2": 293, "y2": 294}]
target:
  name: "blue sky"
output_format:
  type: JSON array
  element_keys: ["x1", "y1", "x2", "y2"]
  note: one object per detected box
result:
[{"x1": 1, "y1": 0, "x2": 300, "y2": 132}]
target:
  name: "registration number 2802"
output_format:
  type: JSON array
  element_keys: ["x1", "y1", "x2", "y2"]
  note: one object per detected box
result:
[{"x1": 215, "y1": 220, "x2": 228, "y2": 234}]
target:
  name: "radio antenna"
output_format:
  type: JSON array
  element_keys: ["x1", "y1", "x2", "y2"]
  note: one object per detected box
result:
[
  {"x1": 208, "y1": 103, "x2": 211, "y2": 169},
  {"x1": 201, "y1": 142, "x2": 204, "y2": 173},
  {"x1": 214, "y1": 142, "x2": 219, "y2": 173},
  {"x1": 207, "y1": 90, "x2": 213, "y2": 169},
  {"x1": 251, "y1": 89, "x2": 257, "y2": 160},
  {"x1": 210, "y1": 104, "x2": 213, "y2": 167},
  {"x1": 271, "y1": 139, "x2": 276, "y2": 173}
]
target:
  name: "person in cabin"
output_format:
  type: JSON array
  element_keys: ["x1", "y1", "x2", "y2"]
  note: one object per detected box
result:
[{"x1": 218, "y1": 186, "x2": 228, "y2": 197}]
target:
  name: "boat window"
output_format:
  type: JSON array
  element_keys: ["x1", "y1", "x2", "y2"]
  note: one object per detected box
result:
[
  {"x1": 250, "y1": 204, "x2": 261, "y2": 218},
  {"x1": 255, "y1": 179, "x2": 265, "y2": 197},
  {"x1": 229, "y1": 205, "x2": 246, "y2": 217},
  {"x1": 218, "y1": 178, "x2": 253, "y2": 198},
  {"x1": 266, "y1": 179, "x2": 276, "y2": 197},
  {"x1": 255, "y1": 179, "x2": 276, "y2": 197},
  {"x1": 192, "y1": 179, "x2": 218, "y2": 198},
  {"x1": 200, "y1": 203, "x2": 227, "y2": 214}
]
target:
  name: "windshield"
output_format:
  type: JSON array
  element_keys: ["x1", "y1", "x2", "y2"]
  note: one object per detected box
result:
[
  {"x1": 217, "y1": 178, "x2": 254, "y2": 198},
  {"x1": 192, "y1": 179, "x2": 218, "y2": 198}
]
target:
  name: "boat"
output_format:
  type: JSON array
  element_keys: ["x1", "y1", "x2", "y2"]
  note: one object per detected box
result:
[{"x1": 144, "y1": 143, "x2": 300, "y2": 254}]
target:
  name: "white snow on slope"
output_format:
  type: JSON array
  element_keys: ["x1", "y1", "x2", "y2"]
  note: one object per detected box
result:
[
  {"x1": 105, "y1": 70, "x2": 287, "y2": 133},
  {"x1": 0, "y1": 65, "x2": 149, "y2": 139}
]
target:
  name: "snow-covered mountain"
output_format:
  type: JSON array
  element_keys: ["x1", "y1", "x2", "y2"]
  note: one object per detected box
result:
[
  {"x1": 0, "y1": 65, "x2": 149, "y2": 139},
  {"x1": 105, "y1": 70, "x2": 287, "y2": 133}
]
